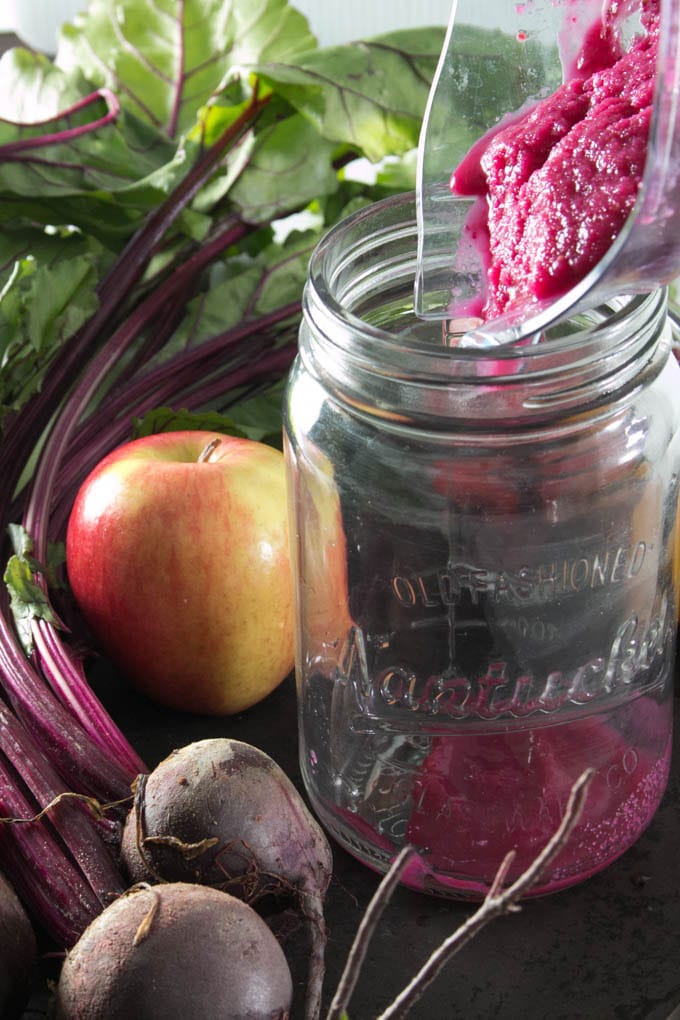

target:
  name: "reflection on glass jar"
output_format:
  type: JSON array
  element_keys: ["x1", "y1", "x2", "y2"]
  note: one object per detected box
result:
[{"x1": 284, "y1": 193, "x2": 680, "y2": 898}]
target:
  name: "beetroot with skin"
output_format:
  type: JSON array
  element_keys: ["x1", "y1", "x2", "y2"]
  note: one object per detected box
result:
[
  {"x1": 0, "y1": 869, "x2": 36, "y2": 1020},
  {"x1": 55, "y1": 882, "x2": 293, "y2": 1020},
  {"x1": 121, "y1": 738, "x2": 332, "y2": 1020}
]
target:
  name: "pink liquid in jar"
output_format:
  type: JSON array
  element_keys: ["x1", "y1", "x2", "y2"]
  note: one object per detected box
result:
[
  {"x1": 308, "y1": 689, "x2": 672, "y2": 898},
  {"x1": 403, "y1": 697, "x2": 671, "y2": 895}
]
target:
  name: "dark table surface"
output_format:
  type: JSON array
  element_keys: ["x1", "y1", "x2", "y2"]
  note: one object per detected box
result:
[{"x1": 21, "y1": 647, "x2": 680, "y2": 1020}]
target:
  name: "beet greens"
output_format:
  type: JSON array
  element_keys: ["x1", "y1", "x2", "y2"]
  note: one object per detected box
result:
[{"x1": 0, "y1": 0, "x2": 445, "y2": 960}]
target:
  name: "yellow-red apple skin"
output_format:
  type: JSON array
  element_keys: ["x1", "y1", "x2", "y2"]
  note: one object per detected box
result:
[{"x1": 65, "y1": 431, "x2": 294, "y2": 715}]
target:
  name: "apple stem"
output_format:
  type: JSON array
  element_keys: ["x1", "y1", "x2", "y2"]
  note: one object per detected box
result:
[{"x1": 198, "y1": 438, "x2": 222, "y2": 463}]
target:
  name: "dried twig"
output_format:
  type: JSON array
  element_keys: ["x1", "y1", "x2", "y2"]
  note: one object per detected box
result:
[
  {"x1": 375, "y1": 767, "x2": 595, "y2": 1020},
  {"x1": 327, "y1": 845, "x2": 417, "y2": 1020},
  {"x1": 326, "y1": 768, "x2": 594, "y2": 1019}
]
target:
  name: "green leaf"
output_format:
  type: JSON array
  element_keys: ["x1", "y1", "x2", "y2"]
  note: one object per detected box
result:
[
  {"x1": 4, "y1": 525, "x2": 65, "y2": 655},
  {"x1": 149, "y1": 259, "x2": 265, "y2": 364},
  {"x1": 132, "y1": 406, "x2": 246, "y2": 440},
  {"x1": 247, "y1": 229, "x2": 317, "y2": 315},
  {"x1": 155, "y1": 224, "x2": 315, "y2": 367},
  {"x1": 0, "y1": 47, "x2": 87, "y2": 121},
  {"x1": 0, "y1": 50, "x2": 178, "y2": 189},
  {"x1": 0, "y1": 226, "x2": 105, "y2": 419},
  {"x1": 55, "y1": 0, "x2": 316, "y2": 141},
  {"x1": 228, "y1": 378, "x2": 286, "y2": 440},
  {"x1": 229, "y1": 113, "x2": 338, "y2": 224},
  {"x1": 373, "y1": 149, "x2": 419, "y2": 191},
  {"x1": 6, "y1": 523, "x2": 31, "y2": 559},
  {"x1": 131, "y1": 400, "x2": 282, "y2": 444},
  {"x1": 0, "y1": 49, "x2": 193, "y2": 246},
  {"x1": 0, "y1": 3, "x2": 452, "y2": 497},
  {"x1": 256, "y1": 27, "x2": 446, "y2": 162}
]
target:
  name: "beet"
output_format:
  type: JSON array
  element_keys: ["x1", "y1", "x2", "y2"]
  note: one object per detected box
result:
[
  {"x1": 0, "y1": 869, "x2": 36, "y2": 1020},
  {"x1": 121, "y1": 738, "x2": 332, "y2": 1020},
  {"x1": 55, "y1": 882, "x2": 293, "y2": 1019}
]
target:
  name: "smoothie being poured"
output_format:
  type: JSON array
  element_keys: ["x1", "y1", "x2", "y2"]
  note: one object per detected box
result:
[
  {"x1": 289, "y1": 0, "x2": 678, "y2": 906},
  {"x1": 451, "y1": 0, "x2": 660, "y2": 321}
]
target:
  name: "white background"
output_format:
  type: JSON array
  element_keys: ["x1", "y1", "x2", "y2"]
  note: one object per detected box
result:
[{"x1": 0, "y1": 1, "x2": 452, "y2": 53}]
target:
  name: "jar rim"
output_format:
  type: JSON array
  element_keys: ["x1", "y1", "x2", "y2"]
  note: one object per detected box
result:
[
  {"x1": 306, "y1": 191, "x2": 665, "y2": 370},
  {"x1": 301, "y1": 192, "x2": 670, "y2": 426}
]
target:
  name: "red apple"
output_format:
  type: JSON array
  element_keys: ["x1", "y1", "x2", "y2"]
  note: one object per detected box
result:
[{"x1": 65, "y1": 431, "x2": 294, "y2": 715}]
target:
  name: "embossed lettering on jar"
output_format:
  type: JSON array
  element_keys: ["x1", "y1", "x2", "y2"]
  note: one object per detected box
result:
[{"x1": 284, "y1": 194, "x2": 680, "y2": 898}]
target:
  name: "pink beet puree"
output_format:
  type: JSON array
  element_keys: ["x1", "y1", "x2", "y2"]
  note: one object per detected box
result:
[
  {"x1": 451, "y1": 0, "x2": 660, "y2": 320},
  {"x1": 328, "y1": 695, "x2": 670, "y2": 897},
  {"x1": 404, "y1": 699, "x2": 671, "y2": 893}
]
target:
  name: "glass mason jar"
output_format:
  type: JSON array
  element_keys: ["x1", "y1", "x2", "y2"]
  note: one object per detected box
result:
[{"x1": 283, "y1": 193, "x2": 680, "y2": 899}]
